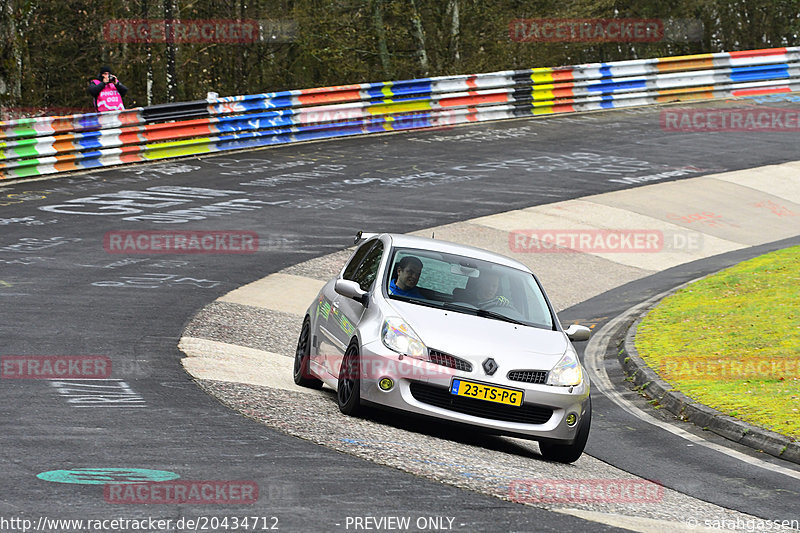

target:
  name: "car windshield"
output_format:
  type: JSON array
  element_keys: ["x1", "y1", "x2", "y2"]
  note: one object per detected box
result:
[{"x1": 386, "y1": 247, "x2": 555, "y2": 330}]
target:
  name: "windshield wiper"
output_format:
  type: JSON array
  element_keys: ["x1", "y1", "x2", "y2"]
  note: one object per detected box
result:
[
  {"x1": 390, "y1": 294, "x2": 445, "y2": 311},
  {"x1": 391, "y1": 299, "x2": 525, "y2": 326},
  {"x1": 476, "y1": 308, "x2": 526, "y2": 325},
  {"x1": 441, "y1": 302, "x2": 479, "y2": 315},
  {"x1": 442, "y1": 302, "x2": 524, "y2": 325}
]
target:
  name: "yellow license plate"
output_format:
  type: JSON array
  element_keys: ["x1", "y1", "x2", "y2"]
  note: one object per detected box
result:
[{"x1": 449, "y1": 379, "x2": 523, "y2": 407}]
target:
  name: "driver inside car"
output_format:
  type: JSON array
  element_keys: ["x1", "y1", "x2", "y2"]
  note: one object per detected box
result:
[
  {"x1": 389, "y1": 256, "x2": 424, "y2": 298},
  {"x1": 456, "y1": 272, "x2": 511, "y2": 308},
  {"x1": 474, "y1": 272, "x2": 512, "y2": 307}
]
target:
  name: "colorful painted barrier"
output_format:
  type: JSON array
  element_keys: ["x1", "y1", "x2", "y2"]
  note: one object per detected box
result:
[{"x1": 2, "y1": 47, "x2": 799, "y2": 180}]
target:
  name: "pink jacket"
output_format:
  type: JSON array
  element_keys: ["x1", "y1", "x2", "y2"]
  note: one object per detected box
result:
[{"x1": 90, "y1": 79, "x2": 126, "y2": 112}]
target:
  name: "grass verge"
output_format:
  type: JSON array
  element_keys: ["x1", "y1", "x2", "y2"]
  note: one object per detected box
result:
[{"x1": 636, "y1": 245, "x2": 800, "y2": 440}]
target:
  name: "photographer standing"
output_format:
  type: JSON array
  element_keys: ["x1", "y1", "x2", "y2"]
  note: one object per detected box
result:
[{"x1": 87, "y1": 66, "x2": 128, "y2": 112}]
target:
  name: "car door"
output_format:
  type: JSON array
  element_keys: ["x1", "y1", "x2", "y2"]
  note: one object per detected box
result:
[
  {"x1": 326, "y1": 240, "x2": 385, "y2": 377},
  {"x1": 313, "y1": 240, "x2": 378, "y2": 379}
]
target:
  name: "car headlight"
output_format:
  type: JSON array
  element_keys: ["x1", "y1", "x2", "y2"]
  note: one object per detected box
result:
[
  {"x1": 381, "y1": 318, "x2": 427, "y2": 358},
  {"x1": 546, "y1": 348, "x2": 583, "y2": 386}
]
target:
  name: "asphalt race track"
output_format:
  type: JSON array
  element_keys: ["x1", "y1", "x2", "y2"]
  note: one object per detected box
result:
[{"x1": 1, "y1": 97, "x2": 799, "y2": 532}]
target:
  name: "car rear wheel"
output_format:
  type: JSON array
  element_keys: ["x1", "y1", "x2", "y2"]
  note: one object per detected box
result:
[
  {"x1": 539, "y1": 397, "x2": 591, "y2": 464},
  {"x1": 337, "y1": 341, "x2": 362, "y2": 416},
  {"x1": 293, "y1": 317, "x2": 323, "y2": 389}
]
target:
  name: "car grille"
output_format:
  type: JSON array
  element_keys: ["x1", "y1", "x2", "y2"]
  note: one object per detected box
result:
[
  {"x1": 428, "y1": 349, "x2": 473, "y2": 372},
  {"x1": 408, "y1": 383, "x2": 553, "y2": 425},
  {"x1": 507, "y1": 370, "x2": 548, "y2": 385}
]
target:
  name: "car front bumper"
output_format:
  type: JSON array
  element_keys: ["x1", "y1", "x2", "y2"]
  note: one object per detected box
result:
[{"x1": 358, "y1": 339, "x2": 590, "y2": 443}]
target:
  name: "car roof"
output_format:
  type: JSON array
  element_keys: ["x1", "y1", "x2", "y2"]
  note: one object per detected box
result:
[{"x1": 375, "y1": 233, "x2": 533, "y2": 273}]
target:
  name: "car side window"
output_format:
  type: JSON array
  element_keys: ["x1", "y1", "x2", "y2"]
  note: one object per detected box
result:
[
  {"x1": 342, "y1": 241, "x2": 375, "y2": 281},
  {"x1": 347, "y1": 241, "x2": 384, "y2": 291}
]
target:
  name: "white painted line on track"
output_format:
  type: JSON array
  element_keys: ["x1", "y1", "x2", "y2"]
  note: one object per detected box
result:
[
  {"x1": 554, "y1": 508, "x2": 711, "y2": 533},
  {"x1": 179, "y1": 336, "x2": 319, "y2": 394},
  {"x1": 218, "y1": 273, "x2": 325, "y2": 315}
]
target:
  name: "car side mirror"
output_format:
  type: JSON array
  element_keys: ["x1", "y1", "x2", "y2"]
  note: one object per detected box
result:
[
  {"x1": 565, "y1": 324, "x2": 591, "y2": 342},
  {"x1": 334, "y1": 279, "x2": 369, "y2": 307}
]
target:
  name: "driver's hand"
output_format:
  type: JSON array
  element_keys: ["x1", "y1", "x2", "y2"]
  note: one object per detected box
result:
[{"x1": 492, "y1": 296, "x2": 511, "y2": 307}]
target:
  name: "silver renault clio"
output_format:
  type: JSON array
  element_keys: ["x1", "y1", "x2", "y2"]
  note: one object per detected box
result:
[{"x1": 294, "y1": 232, "x2": 592, "y2": 463}]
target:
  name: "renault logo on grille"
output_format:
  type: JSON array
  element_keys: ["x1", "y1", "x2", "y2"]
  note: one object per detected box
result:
[{"x1": 483, "y1": 358, "x2": 498, "y2": 376}]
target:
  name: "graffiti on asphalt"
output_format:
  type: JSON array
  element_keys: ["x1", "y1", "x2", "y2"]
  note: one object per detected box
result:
[
  {"x1": 48, "y1": 380, "x2": 146, "y2": 408},
  {"x1": 0, "y1": 237, "x2": 81, "y2": 253},
  {"x1": 451, "y1": 152, "x2": 656, "y2": 175},
  {"x1": 91, "y1": 273, "x2": 222, "y2": 289},
  {"x1": 39, "y1": 186, "x2": 287, "y2": 224},
  {"x1": 408, "y1": 125, "x2": 538, "y2": 144},
  {"x1": 0, "y1": 216, "x2": 59, "y2": 226}
]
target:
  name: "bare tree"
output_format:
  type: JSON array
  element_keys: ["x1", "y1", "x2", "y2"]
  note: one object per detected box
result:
[
  {"x1": 141, "y1": 0, "x2": 154, "y2": 105},
  {"x1": 447, "y1": 0, "x2": 460, "y2": 67},
  {"x1": 370, "y1": 0, "x2": 392, "y2": 78},
  {"x1": 164, "y1": 0, "x2": 177, "y2": 102},
  {"x1": 409, "y1": 0, "x2": 429, "y2": 75},
  {"x1": 1, "y1": 0, "x2": 29, "y2": 103}
]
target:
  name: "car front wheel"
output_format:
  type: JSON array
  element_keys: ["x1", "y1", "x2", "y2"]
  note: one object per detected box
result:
[
  {"x1": 337, "y1": 341, "x2": 362, "y2": 416},
  {"x1": 539, "y1": 397, "x2": 591, "y2": 464},
  {"x1": 293, "y1": 317, "x2": 323, "y2": 389}
]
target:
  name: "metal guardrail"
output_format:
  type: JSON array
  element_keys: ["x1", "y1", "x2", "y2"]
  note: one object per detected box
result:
[{"x1": 2, "y1": 46, "x2": 799, "y2": 180}]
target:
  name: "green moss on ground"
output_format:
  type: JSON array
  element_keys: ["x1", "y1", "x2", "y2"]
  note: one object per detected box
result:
[{"x1": 636, "y1": 245, "x2": 800, "y2": 440}]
